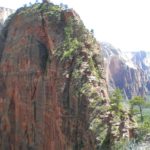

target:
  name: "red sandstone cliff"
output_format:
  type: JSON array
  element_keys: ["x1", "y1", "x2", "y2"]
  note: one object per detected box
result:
[
  {"x1": 0, "y1": 3, "x2": 135, "y2": 150},
  {"x1": 0, "y1": 3, "x2": 107, "y2": 150}
]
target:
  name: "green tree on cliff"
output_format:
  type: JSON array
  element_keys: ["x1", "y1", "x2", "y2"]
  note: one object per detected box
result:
[
  {"x1": 129, "y1": 96, "x2": 145, "y2": 122},
  {"x1": 101, "y1": 89, "x2": 124, "y2": 150},
  {"x1": 110, "y1": 88, "x2": 123, "y2": 114}
]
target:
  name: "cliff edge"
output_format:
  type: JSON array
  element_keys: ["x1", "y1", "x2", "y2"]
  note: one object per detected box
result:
[{"x1": 0, "y1": 3, "x2": 134, "y2": 150}]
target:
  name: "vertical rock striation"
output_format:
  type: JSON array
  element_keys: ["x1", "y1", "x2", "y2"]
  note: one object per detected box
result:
[
  {"x1": 0, "y1": 4, "x2": 134, "y2": 150},
  {"x1": 101, "y1": 42, "x2": 150, "y2": 99}
]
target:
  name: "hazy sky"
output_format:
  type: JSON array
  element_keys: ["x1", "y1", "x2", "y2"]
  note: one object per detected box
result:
[{"x1": 0, "y1": 0, "x2": 150, "y2": 51}]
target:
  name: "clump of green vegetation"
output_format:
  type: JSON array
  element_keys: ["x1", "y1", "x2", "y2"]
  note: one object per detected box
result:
[
  {"x1": 62, "y1": 38, "x2": 79, "y2": 59},
  {"x1": 60, "y1": 18, "x2": 81, "y2": 60},
  {"x1": 88, "y1": 57, "x2": 100, "y2": 80},
  {"x1": 129, "y1": 96, "x2": 145, "y2": 122},
  {"x1": 18, "y1": 3, "x2": 62, "y2": 21},
  {"x1": 129, "y1": 96, "x2": 150, "y2": 142},
  {"x1": 110, "y1": 88, "x2": 124, "y2": 114},
  {"x1": 110, "y1": 92, "x2": 150, "y2": 148}
]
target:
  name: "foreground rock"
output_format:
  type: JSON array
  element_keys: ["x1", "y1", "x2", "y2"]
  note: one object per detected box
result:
[{"x1": 0, "y1": 3, "x2": 134, "y2": 150}]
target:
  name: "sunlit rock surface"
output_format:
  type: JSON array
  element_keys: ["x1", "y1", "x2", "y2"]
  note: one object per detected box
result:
[{"x1": 0, "y1": 4, "x2": 135, "y2": 150}]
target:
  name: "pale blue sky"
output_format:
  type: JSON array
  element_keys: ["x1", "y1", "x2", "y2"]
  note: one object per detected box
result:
[{"x1": 0, "y1": 0, "x2": 150, "y2": 51}]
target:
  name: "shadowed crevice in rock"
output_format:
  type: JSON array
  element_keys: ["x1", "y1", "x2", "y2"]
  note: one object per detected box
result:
[
  {"x1": 0, "y1": 3, "x2": 135, "y2": 150},
  {"x1": 8, "y1": 97, "x2": 16, "y2": 150},
  {"x1": 62, "y1": 55, "x2": 76, "y2": 109},
  {"x1": 37, "y1": 40, "x2": 49, "y2": 73}
]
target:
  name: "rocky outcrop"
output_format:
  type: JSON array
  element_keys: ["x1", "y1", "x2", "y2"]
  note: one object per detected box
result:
[
  {"x1": 0, "y1": 7, "x2": 14, "y2": 31},
  {"x1": 0, "y1": 3, "x2": 106, "y2": 150},
  {"x1": 101, "y1": 42, "x2": 150, "y2": 99},
  {"x1": 0, "y1": 3, "x2": 134, "y2": 150}
]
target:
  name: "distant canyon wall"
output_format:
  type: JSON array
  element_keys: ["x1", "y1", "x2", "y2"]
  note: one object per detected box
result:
[
  {"x1": 0, "y1": 7, "x2": 14, "y2": 31},
  {"x1": 101, "y1": 42, "x2": 150, "y2": 99}
]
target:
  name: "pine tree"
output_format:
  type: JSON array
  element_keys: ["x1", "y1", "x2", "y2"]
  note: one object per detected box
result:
[
  {"x1": 110, "y1": 88, "x2": 123, "y2": 114},
  {"x1": 129, "y1": 96, "x2": 145, "y2": 122}
]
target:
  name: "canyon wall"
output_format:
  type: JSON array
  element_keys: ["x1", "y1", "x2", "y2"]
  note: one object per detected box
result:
[
  {"x1": 101, "y1": 42, "x2": 150, "y2": 99},
  {"x1": 0, "y1": 3, "x2": 107, "y2": 150},
  {"x1": 0, "y1": 4, "x2": 135, "y2": 150}
]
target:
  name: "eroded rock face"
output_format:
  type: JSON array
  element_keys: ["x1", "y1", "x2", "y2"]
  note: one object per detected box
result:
[
  {"x1": 0, "y1": 7, "x2": 14, "y2": 31},
  {"x1": 0, "y1": 3, "x2": 135, "y2": 150},
  {"x1": 101, "y1": 42, "x2": 150, "y2": 99},
  {"x1": 0, "y1": 3, "x2": 107, "y2": 150}
]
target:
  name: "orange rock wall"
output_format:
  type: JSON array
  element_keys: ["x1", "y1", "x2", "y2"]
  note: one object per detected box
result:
[{"x1": 0, "y1": 5, "x2": 96, "y2": 150}]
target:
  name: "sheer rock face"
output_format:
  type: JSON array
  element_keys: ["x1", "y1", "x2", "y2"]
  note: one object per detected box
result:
[
  {"x1": 0, "y1": 4, "x2": 135, "y2": 150},
  {"x1": 101, "y1": 42, "x2": 150, "y2": 99},
  {"x1": 108, "y1": 57, "x2": 147, "y2": 99},
  {"x1": 0, "y1": 4, "x2": 110, "y2": 150},
  {"x1": 0, "y1": 7, "x2": 14, "y2": 31}
]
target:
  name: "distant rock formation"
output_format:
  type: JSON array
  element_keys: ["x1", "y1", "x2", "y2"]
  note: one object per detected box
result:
[
  {"x1": 0, "y1": 7, "x2": 14, "y2": 31},
  {"x1": 101, "y1": 42, "x2": 150, "y2": 99}
]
